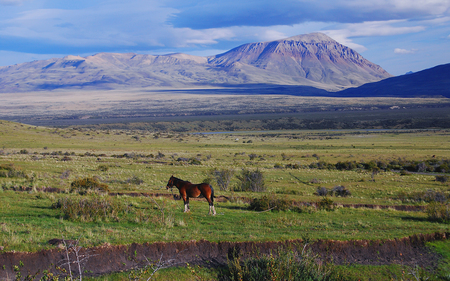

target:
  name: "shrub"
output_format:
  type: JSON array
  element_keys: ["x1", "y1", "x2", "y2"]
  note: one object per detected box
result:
[
  {"x1": 223, "y1": 246, "x2": 343, "y2": 281},
  {"x1": 235, "y1": 168, "x2": 265, "y2": 192},
  {"x1": 316, "y1": 186, "x2": 328, "y2": 196},
  {"x1": 317, "y1": 197, "x2": 335, "y2": 211},
  {"x1": 70, "y1": 177, "x2": 109, "y2": 195},
  {"x1": 126, "y1": 175, "x2": 144, "y2": 185},
  {"x1": 249, "y1": 195, "x2": 293, "y2": 212},
  {"x1": 188, "y1": 158, "x2": 202, "y2": 165},
  {"x1": 210, "y1": 168, "x2": 234, "y2": 191},
  {"x1": 248, "y1": 153, "x2": 258, "y2": 160},
  {"x1": 0, "y1": 163, "x2": 27, "y2": 178},
  {"x1": 436, "y1": 175, "x2": 449, "y2": 183},
  {"x1": 426, "y1": 202, "x2": 450, "y2": 223},
  {"x1": 315, "y1": 186, "x2": 351, "y2": 197},
  {"x1": 330, "y1": 185, "x2": 351, "y2": 197},
  {"x1": 97, "y1": 165, "x2": 109, "y2": 172},
  {"x1": 52, "y1": 196, "x2": 126, "y2": 222}
]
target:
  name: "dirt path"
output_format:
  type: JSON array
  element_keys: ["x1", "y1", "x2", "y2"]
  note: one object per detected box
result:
[{"x1": 0, "y1": 232, "x2": 447, "y2": 279}]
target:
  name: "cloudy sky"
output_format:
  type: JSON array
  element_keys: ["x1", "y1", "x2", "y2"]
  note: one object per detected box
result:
[{"x1": 0, "y1": 0, "x2": 449, "y2": 75}]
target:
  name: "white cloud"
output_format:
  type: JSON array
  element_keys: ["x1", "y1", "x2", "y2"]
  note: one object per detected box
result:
[
  {"x1": 322, "y1": 20, "x2": 426, "y2": 52},
  {"x1": 259, "y1": 30, "x2": 287, "y2": 42},
  {"x1": 394, "y1": 48, "x2": 418, "y2": 54}
]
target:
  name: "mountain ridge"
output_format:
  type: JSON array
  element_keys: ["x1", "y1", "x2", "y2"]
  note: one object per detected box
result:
[
  {"x1": 336, "y1": 63, "x2": 450, "y2": 98},
  {"x1": 0, "y1": 33, "x2": 391, "y2": 93}
]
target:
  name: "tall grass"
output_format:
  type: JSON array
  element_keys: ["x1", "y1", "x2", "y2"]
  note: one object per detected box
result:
[
  {"x1": 426, "y1": 202, "x2": 450, "y2": 223},
  {"x1": 224, "y1": 246, "x2": 346, "y2": 281},
  {"x1": 52, "y1": 196, "x2": 128, "y2": 222}
]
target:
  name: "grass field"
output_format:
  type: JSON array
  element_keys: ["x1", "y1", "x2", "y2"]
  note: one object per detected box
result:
[{"x1": 1, "y1": 120, "x2": 449, "y2": 280}]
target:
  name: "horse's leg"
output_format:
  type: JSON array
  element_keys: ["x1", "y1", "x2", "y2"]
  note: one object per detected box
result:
[
  {"x1": 207, "y1": 197, "x2": 216, "y2": 216},
  {"x1": 208, "y1": 186, "x2": 216, "y2": 215},
  {"x1": 185, "y1": 197, "x2": 190, "y2": 212},
  {"x1": 182, "y1": 192, "x2": 189, "y2": 213}
]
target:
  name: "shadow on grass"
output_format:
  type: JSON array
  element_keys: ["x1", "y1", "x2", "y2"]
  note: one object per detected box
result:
[
  {"x1": 218, "y1": 205, "x2": 249, "y2": 211},
  {"x1": 400, "y1": 216, "x2": 430, "y2": 223}
]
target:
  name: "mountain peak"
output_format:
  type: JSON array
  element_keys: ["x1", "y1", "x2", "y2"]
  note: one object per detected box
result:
[
  {"x1": 282, "y1": 32, "x2": 335, "y2": 43},
  {"x1": 0, "y1": 32, "x2": 391, "y2": 92},
  {"x1": 210, "y1": 32, "x2": 391, "y2": 87}
]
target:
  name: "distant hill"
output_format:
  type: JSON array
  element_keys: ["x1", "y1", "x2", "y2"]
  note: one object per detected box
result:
[
  {"x1": 336, "y1": 63, "x2": 450, "y2": 98},
  {"x1": 0, "y1": 33, "x2": 391, "y2": 93}
]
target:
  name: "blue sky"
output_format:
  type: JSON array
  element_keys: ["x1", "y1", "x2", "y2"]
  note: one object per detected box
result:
[{"x1": 0, "y1": 0, "x2": 449, "y2": 75}]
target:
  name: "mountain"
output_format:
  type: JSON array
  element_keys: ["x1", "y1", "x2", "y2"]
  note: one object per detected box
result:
[
  {"x1": 0, "y1": 33, "x2": 391, "y2": 93},
  {"x1": 336, "y1": 63, "x2": 450, "y2": 98},
  {"x1": 210, "y1": 33, "x2": 390, "y2": 88}
]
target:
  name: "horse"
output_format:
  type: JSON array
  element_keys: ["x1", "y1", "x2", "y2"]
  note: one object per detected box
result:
[{"x1": 166, "y1": 175, "x2": 216, "y2": 215}]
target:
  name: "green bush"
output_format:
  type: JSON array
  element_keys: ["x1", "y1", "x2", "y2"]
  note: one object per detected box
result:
[
  {"x1": 52, "y1": 196, "x2": 127, "y2": 222},
  {"x1": 70, "y1": 177, "x2": 109, "y2": 195},
  {"x1": 249, "y1": 195, "x2": 293, "y2": 212},
  {"x1": 223, "y1": 246, "x2": 345, "y2": 281},
  {"x1": 0, "y1": 163, "x2": 27, "y2": 178},
  {"x1": 426, "y1": 202, "x2": 450, "y2": 223},
  {"x1": 235, "y1": 168, "x2": 265, "y2": 192},
  {"x1": 317, "y1": 197, "x2": 335, "y2": 211}
]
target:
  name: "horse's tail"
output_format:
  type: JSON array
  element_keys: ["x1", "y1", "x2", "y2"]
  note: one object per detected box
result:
[{"x1": 210, "y1": 185, "x2": 215, "y2": 203}]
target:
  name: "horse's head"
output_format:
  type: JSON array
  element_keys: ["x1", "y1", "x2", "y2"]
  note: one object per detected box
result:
[{"x1": 166, "y1": 175, "x2": 175, "y2": 189}]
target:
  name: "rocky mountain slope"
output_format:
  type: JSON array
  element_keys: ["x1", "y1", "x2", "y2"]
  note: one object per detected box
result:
[{"x1": 0, "y1": 33, "x2": 391, "y2": 93}]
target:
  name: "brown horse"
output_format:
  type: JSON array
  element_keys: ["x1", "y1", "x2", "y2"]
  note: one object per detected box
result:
[{"x1": 166, "y1": 176, "x2": 216, "y2": 215}]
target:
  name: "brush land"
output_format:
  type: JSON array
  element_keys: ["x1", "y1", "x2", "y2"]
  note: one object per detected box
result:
[{"x1": 0, "y1": 120, "x2": 450, "y2": 280}]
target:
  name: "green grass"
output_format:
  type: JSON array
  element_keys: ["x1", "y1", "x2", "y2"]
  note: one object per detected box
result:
[
  {"x1": 1, "y1": 120, "x2": 450, "y2": 279},
  {"x1": 0, "y1": 190, "x2": 449, "y2": 252}
]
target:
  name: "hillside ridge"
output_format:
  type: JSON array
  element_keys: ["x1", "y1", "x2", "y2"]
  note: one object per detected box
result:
[{"x1": 0, "y1": 33, "x2": 391, "y2": 93}]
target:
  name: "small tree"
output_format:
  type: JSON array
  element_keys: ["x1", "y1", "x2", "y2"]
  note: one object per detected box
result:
[{"x1": 235, "y1": 168, "x2": 265, "y2": 192}]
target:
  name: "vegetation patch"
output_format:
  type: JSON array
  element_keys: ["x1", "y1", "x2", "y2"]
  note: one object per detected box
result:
[
  {"x1": 235, "y1": 168, "x2": 266, "y2": 192},
  {"x1": 70, "y1": 177, "x2": 109, "y2": 195},
  {"x1": 0, "y1": 163, "x2": 27, "y2": 178},
  {"x1": 396, "y1": 189, "x2": 449, "y2": 203},
  {"x1": 426, "y1": 202, "x2": 450, "y2": 223},
  {"x1": 315, "y1": 185, "x2": 351, "y2": 197},
  {"x1": 249, "y1": 194, "x2": 295, "y2": 212},
  {"x1": 52, "y1": 196, "x2": 127, "y2": 222},
  {"x1": 224, "y1": 246, "x2": 344, "y2": 281}
]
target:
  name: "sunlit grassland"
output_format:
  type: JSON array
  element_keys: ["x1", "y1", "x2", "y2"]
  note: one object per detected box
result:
[
  {"x1": 0, "y1": 120, "x2": 449, "y2": 254},
  {"x1": 1, "y1": 190, "x2": 449, "y2": 253}
]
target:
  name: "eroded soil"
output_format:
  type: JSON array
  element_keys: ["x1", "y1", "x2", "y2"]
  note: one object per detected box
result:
[{"x1": 0, "y1": 232, "x2": 447, "y2": 279}]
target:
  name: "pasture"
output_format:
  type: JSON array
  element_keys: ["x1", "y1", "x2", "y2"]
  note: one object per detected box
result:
[{"x1": 0, "y1": 120, "x2": 450, "y2": 280}]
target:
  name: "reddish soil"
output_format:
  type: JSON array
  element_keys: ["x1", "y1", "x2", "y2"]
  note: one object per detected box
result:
[{"x1": 0, "y1": 232, "x2": 447, "y2": 279}]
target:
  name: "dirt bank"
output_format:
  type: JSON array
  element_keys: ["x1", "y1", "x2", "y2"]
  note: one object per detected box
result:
[{"x1": 0, "y1": 232, "x2": 447, "y2": 279}]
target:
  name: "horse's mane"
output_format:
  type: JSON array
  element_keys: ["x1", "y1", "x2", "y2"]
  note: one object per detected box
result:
[{"x1": 173, "y1": 177, "x2": 190, "y2": 184}]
